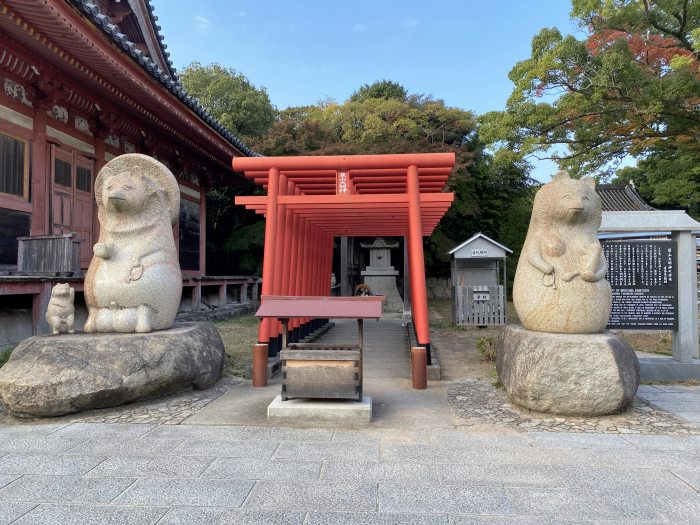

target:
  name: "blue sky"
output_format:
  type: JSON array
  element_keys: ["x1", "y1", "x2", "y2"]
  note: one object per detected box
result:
[{"x1": 153, "y1": 1, "x2": 583, "y2": 181}]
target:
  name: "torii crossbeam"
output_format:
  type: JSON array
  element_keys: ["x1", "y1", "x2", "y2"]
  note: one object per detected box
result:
[{"x1": 233, "y1": 152, "x2": 455, "y2": 383}]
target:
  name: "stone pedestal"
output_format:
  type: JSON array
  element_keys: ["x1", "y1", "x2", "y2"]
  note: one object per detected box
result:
[
  {"x1": 360, "y1": 238, "x2": 403, "y2": 312},
  {"x1": 497, "y1": 325, "x2": 639, "y2": 416},
  {"x1": 0, "y1": 322, "x2": 224, "y2": 417}
]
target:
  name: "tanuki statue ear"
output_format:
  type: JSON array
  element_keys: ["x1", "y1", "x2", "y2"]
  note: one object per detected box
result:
[
  {"x1": 582, "y1": 176, "x2": 596, "y2": 188},
  {"x1": 553, "y1": 170, "x2": 570, "y2": 181}
]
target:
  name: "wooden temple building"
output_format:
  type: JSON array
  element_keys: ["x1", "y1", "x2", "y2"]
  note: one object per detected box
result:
[{"x1": 0, "y1": 0, "x2": 257, "y2": 344}]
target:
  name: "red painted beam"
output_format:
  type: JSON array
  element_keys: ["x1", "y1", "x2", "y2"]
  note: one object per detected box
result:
[{"x1": 233, "y1": 152, "x2": 455, "y2": 172}]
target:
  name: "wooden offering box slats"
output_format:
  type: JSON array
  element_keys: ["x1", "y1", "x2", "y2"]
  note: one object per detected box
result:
[
  {"x1": 282, "y1": 344, "x2": 361, "y2": 400},
  {"x1": 256, "y1": 296, "x2": 383, "y2": 401}
]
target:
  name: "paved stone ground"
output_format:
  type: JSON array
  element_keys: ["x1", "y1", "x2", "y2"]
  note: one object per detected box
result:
[
  {"x1": 0, "y1": 318, "x2": 698, "y2": 523},
  {"x1": 0, "y1": 422, "x2": 698, "y2": 523}
]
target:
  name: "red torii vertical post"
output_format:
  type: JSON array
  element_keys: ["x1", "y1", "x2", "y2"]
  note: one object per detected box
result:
[
  {"x1": 406, "y1": 164, "x2": 431, "y2": 359},
  {"x1": 258, "y1": 166, "x2": 279, "y2": 351}
]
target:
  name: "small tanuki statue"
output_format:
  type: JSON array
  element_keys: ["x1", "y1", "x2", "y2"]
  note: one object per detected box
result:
[
  {"x1": 513, "y1": 171, "x2": 611, "y2": 334},
  {"x1": 46, "y1": 283, "x2": 75, "y2": 335},
  {"x1": 83, "y1": 154, "x2": 182, "y2": 333}
]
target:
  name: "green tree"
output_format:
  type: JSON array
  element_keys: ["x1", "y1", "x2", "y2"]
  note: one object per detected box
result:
[
  {"x1": 179, "y1": 62, "x2": 275, "y2": 275},
  {"x1": 348, "y1": 80, "x2": 408, "y2": 102},
  {"x1": 179, "y1": 62, "x2": 276, "y2": 140},
  {"x1": 480, "y1": 0, "x2": 700, "y2": 216},
  {"x1": 252, "y1": 83, "x2": 532, "y2": 278}
]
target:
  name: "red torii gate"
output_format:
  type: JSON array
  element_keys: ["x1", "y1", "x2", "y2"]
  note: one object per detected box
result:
[{"x1": 233, "y1": 153, "x2": 455, "y2": 384}]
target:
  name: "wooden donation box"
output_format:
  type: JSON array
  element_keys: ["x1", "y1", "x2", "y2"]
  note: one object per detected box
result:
[{"x1": 256, "y1": 296, "x2": 383, "y2": 401}]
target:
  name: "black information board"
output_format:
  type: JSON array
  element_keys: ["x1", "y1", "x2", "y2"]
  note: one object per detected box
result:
[{"x1": 602, "y1": 240, "x2": 678, "y2": 330}]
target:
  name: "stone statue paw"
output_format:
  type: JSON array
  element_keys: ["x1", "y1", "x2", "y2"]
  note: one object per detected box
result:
[
  {"x1": 93, "y1": 242, "x2": 112, "y2": 259},
  {"x1": 580, "y1": 269, "x2": 599, "y2": 282},
  {"x1": 562, "y1": 271, "x2": 579, "y2": 282}
]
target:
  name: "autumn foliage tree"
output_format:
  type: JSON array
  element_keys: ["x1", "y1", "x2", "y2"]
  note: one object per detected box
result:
[{"x1": 480, "y1": 0, "x2": 700, "y2": 216}]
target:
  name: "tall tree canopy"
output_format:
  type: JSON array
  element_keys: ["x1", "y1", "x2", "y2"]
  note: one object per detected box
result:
[
  {"x1": 179, "y1": 62, "x2": 275, "y2": 275},
  {"x1": 480, "y1": 0, "x2": 700, "y2": 216},
  {"x1": 249, "y1": 81, "x2": 532, "y2": 277},
  {"x1": 348, "y1": 80, "x2": 408, "y2": 102},
  {"x1": 179, "y1": 62, "x2": 276, "y2": 140}
]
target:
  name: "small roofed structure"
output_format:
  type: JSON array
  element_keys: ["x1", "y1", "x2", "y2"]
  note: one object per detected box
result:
[{"x1": 448, "y1": 233, "x2": 512, "y2": 326}]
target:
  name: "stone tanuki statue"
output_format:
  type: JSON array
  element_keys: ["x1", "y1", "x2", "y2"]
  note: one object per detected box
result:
[
  {"x1": 497, "y1": 171, "x2": 639, "y2": 417},
  {"x1": 46, "y1": 283, "x2": 75, "y2": 335},
  {"x1": 0, "y1": 155, "x2": 225, "y2": 418},
  {"x1": 513, "y1": 171, "x2": 611, "y2": 334},
  {"x1": 84, "y1": 154, "x2": 182, "y2": 333}
]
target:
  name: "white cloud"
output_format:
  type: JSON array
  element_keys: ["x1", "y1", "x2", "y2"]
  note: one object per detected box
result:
[{"x1": 195, "y1": 15, "x2": 211, "y2": 34}]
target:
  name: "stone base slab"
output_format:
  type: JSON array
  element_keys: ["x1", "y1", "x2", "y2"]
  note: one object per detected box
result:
[
  {"x1": 0, "y1": 322, "x2": 224, "y2": 418},
  {"x1": 267, "y1": 395, "x2": 372, "y2": 424},
  {"x1": 638, "y1": 357, "x2": 700, "y2": 382},
  {"x1": 497, "y1": 325, "x2": 639, "y2": 416}
]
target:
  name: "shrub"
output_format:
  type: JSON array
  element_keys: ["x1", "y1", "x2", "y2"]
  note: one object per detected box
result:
[
  {"x1": 0, "y1": 345, "x2": 14, "y2": 367},
  {"x1": 476, "y1": 336, "x2": 497, "y2": 362}
]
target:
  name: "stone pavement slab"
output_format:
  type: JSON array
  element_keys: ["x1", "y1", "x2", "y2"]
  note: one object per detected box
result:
[
  {"x1": 157, "y1": 507, "x2": 305, "y2": 525},
  {"x1": 378, "y1": 483, "x2": 514, "y2": 515},
  {"x1": 0, "y1": 502, "x2": 39, "y2": 525},
  {"x1": 0, "y1": 475, "x2": 134, "y2": 504},
  {"x1": 12, "y1": 504, "x2": 167, "y2": 525},
  {"x1": 67, "y1": 437, "x2": 184, "y2": 456},
  {"x1": 245, "y1": 481, "x2": 377, "y2": 512},
  {"x1": 85, "y1": 455, "x2": 215, "y2": 478},
  {"x1": 306, "y1": 511, "x2": 449, "y2": 524},
  {"x1": 171, "y1": 439, "x2": 278, "y2": 458},
  {"x1": 321, "y1": 461, "x2": 437, "y2": 482},
  {"x1": 201, "y1": 457, "x2": 321, "y2": 480},
  {"x1": 113, "y1": 478, "x2": 254, "y2": 507},
  {"x1": 0, "y1": 454, "x2": 104, "y2": 476}
]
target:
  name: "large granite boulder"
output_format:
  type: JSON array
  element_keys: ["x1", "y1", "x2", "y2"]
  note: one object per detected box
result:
[
  {"x1": 497, "y1": 325, "x2": 639, "y2": 416},
  {"x1": 0, "y1": 323, "x2": 224, "y2": 417}
]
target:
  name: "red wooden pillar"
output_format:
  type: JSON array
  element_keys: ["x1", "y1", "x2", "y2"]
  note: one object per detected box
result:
[
  {"x1": 280, "y1": 181, "x2": 295, "y2": 297},
  {"x1": 406, "y1": 164, "x2": 431, "y2": 357},
  {"x1": 93, "y1": 134, "x2": 107, "y2": 243},
  {"x1": 30, "y1": 109, "x2": 48, "y2": 235},
  {"x1": 258, "y1": 167, "x2": 280, "y2": 349},
  {"x1": 298, "y1": 220, "x2": 311, "y2": 334},
  {"x1": 199, "y1": 186, "x2": 207, "y2": 276},
  {"x1": 271, "y1": 174, "x2": 288, "y2": 350},
  {"x1": 287, "y1": 190, "x2": 301, "y2": 334}
]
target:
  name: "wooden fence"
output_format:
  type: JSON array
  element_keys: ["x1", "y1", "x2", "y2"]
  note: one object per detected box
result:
[{"x1": 452, "y1": 285, "x2": 506, "y2": 326}]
